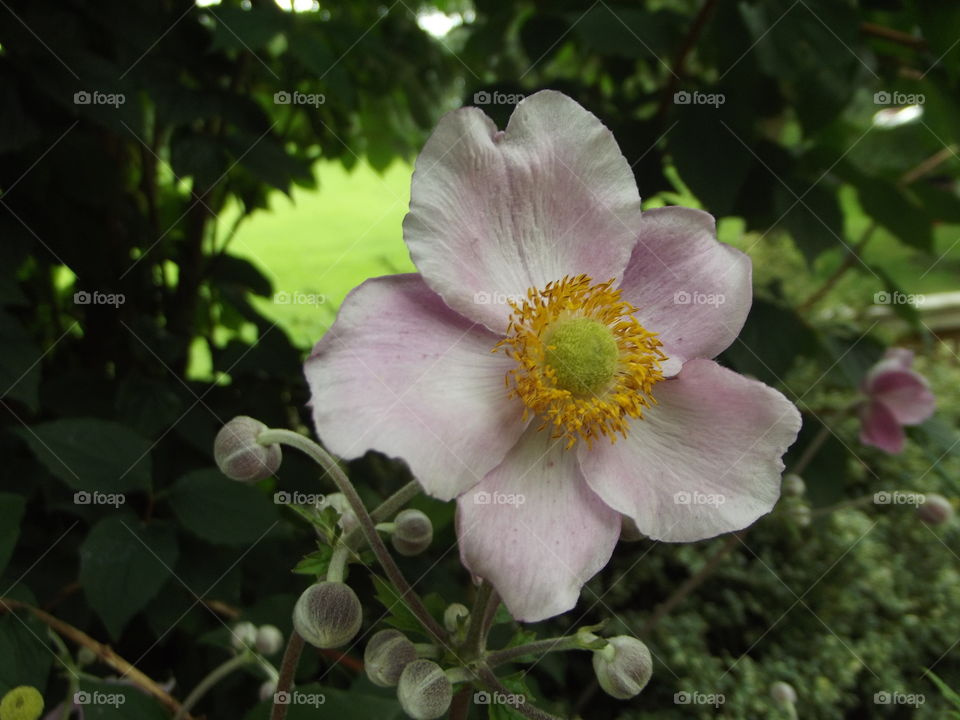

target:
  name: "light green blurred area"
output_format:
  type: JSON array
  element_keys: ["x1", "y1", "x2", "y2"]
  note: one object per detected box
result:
[{"x1": 224, "y1": 159, "x2": 416, "y2": 348}]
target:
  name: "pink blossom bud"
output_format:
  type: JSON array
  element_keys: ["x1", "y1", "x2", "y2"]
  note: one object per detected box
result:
[
  {"x1": 592, "y1": 636, "x2": 653, "y2": 700},
  {"x1": 391, "y1": 509, "x2": 433, "y2": 556},
  {"x1": 917, "y1": 493, "x2": 953, "y2": 525},
  {"x1": 397, "y1": 660, "x2": 452, "y2": 719},
  {"x1": 769, "y1": 681, "x2": 797, "y2": 705},
  {"x1": 214, "y1": 416, "x2": 281, "y2": 482},
  {"x1": 364, "y1": 629, "x2": 418, "y2": 687},
  {"x1": 293, "y1": 581, "x2": 362, "y2": 649}
]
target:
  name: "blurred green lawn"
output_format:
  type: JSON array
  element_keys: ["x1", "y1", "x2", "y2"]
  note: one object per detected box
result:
[{"x1": 224, "y1": 159, "x2": 415, "y2": 348}]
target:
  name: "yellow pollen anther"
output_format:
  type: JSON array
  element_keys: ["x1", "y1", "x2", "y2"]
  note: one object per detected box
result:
[{"x1": 494, "y1": 275, "x2": 667, "y2": 449}]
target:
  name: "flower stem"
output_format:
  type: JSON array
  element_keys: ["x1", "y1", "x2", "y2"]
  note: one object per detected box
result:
[
  {"x1": 257, "y1": 429, "x2": 446, "y2": 644},
  {"x1": 174, "y1": 652, "x2": 253, "y2": 720},
  {"x1": 485, "y1": 635, "x2": 585, "y2": 667},
  {"x1": 326, "y1": 543, "x2": 351, "y2": 583},
  {"x1": 464, "y1": 580, "x2": 494, "y2": 657},
  {"x1": 270, "y1": 631, "x2": 304, "y2": 720}
]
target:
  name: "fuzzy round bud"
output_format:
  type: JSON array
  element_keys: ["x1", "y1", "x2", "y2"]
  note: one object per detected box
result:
[
  {"x1": 77, "y1": 646, "x2": 97, "y2": 667},
  {"x1": 293, "y1": 581, "x2": 363, "y2": 649},
  {"x1": 917, "y1": 493, "x2": 953, "y2": 525},
  {"x1": 258, "y1": 679, "x2": 278, "y2": 702},
  {"x1": 619, "y1": 515, "x2": 644, "y2": 542},
  {"x1": 443, "y1": 603, "x2": 469, "y2": 633},
  {"x1": 255, "y1": 625, "x2": 284, "y2": 655},
  {"x1": 391, "y1": 509, "x2": 433, "y2": 556},
  {"x1": 769, "y1": 681, "x2": 797, "y2": 705},
  {"x1": 0, "y1": 686, "x2": 44, "y2": 720},
  {"x1": 397, "y1": 660, "x2": 452, "y2": 720},
  {"x1": 230, "y1": 621, "x2": 258, "y2": 650},
  {"x1": 214, "y1": 416, "x2": 281, "y2": 482},
  {"x1": 782, "y1": 474, "x2": 805, "y2": 497},
  {"x1": 592, "y1": 636, "x2": 653, "y2": 700},
  {"x1": 787, "y1": 502, "x2": 811, "y2": 527},
  {"x1": 364, "y1": 629, "x2": 418, "y2": 687}
]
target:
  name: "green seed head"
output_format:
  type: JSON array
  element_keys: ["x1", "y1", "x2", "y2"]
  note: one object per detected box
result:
[{"x1": 543, "y1": 317, "x2": 619, "y2": 395}]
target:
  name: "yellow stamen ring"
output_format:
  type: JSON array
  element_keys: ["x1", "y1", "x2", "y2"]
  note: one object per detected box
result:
[{"x1": 495, "y1": 275, "x2": 667, "y2": 449}]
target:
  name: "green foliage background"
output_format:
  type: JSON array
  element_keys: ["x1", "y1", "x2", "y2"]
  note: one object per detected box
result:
[{"x1": 1, "y1": 0, "x2": 960, "y2": 718}]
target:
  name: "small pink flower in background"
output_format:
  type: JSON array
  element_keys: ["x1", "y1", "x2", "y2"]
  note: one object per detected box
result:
[
  {"x1": 305, "y1": 91, "x2": 801, "y2": 622},
  {"x1": 859, "y1": 348, "x2": 935, "y2": 454}
]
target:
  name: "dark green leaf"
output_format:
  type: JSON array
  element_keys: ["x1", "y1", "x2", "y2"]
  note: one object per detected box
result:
[
  {"x1": 79, "y1": 515, "x2": 178, "y2": 638},
  {"x1": 0, "y1": 493, "x2": 26, "y2": 579},
  {"x1": 15, "y1": 419, "x2": 152, "y2": 493},
  {"x1": 168, "y1": 469, "x2": 279, "y2": 546}
]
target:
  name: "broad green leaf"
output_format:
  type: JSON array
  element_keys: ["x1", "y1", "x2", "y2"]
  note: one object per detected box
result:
[
  {"x1": 243, "y1": 683, "x2": 404, "y2": 720},
  {"x1": 79, "y1": 515, "x2": 178, "y2": 638},
  {"x1": 168, "y1": 469, "x2": 279, "y2": 546},
  {"x1": 15, "y1": 419, "x2": 152, "y2": 493}
]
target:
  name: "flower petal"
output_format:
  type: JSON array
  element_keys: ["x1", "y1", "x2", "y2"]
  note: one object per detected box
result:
[
  {"x1": 456, "y1": 426, "x2": 620, "y2": 622},
  {"x1": 305, "y1": 274, "x2": 527, "y2": 501},
  {"x1": 618, "y1": 207, "x2": 751, "y2": 374},
  {"x1": 860, "y1": 400, "x2": 906, "y2": 454},
  {"x1": 404, "y1": 90, "x2": 642, "y2": 332},
  {"x1": 870, "y1": 370, "x2": 935, "y2": 426},
  {"x1": 579, "y1": 359, "x2": 801, "y2": 542}
]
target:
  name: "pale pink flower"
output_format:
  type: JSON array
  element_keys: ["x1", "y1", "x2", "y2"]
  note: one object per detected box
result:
[
  {"x1": 859, "y1": 348, "x2": 935, "y2": 454},
  {"x1": 305, "y1": 91, "x2": 801, "y2": 622}
]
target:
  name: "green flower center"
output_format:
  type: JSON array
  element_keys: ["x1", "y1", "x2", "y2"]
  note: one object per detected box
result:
[{"x1": 543, "y1": 317, "x2": 619, "y2": 396}]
